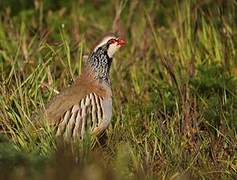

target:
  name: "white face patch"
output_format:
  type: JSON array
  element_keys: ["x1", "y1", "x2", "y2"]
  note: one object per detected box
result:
[
  {"x1": 93, "y1": 35, "x2": 121, "y2": 58},
  {"x1": 107, "y1": 43, "x2": 121, "y2": 58}
]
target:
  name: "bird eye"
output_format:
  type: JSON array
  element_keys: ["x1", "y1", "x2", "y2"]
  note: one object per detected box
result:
[{"x1": 109, "y1": 39, "x2": 117, "y2": 44}]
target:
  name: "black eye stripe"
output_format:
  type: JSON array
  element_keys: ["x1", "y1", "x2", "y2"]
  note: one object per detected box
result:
[{"x1": 108, "y1": 38, "x2": 117, "y2": 44}]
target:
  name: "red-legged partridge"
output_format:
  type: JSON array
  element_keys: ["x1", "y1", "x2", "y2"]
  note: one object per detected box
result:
[{"x1": 40, "y1": 34, "x2": 126, "y2": 140}]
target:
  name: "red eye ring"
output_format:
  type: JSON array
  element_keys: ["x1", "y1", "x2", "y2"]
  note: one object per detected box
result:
[
  {"x1": 110, "y1": 39, "x2": 117, "y2": 44},
  {"x1": 109, "y1": 38, "x2": 126, "y2": 46}
]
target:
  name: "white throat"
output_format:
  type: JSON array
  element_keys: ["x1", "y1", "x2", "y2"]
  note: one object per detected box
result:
[{"x1": 107, "y1": 43, "x2": 120, "y2": 58}]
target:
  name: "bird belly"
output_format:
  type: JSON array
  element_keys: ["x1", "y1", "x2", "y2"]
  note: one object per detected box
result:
[{"x1": 100, "y1": 97, "x2": 112, "y2": 129}]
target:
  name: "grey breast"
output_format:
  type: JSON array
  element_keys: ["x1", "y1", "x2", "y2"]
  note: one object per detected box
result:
[{"x1": 55, "y1": 92, "x2": 112, "y2": 140}]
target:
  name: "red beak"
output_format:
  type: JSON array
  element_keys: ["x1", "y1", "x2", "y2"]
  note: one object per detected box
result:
[{"x1": 117, "y1": 38, "x2": 126, "y2": 46}]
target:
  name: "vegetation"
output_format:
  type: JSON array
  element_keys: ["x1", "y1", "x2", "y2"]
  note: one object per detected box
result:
[{"x1": 0, "y1": 0, "x2": 236, "y2": 179}]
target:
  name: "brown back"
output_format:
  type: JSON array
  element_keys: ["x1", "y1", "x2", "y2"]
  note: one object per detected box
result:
[{"x1": 36, "y1": 66, "x2": 111, "y2": 125}]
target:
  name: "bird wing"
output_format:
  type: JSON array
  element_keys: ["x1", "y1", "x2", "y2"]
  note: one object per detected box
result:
[
  {"x1": 44, "y1": 82, "x2": 88, "y2": 124},
  {"x1": 33, "y1": 68, "x2": 111, "y2": 138}
]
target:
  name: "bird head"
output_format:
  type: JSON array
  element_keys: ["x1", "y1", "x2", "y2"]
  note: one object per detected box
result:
[{"x1": 93, "y1": 34, "x2": 126, "y2": 58}]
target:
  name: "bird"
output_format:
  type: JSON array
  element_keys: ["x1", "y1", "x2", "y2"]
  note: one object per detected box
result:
[{"x1": 35, "y1": 34, "x2": 126, "y2": 141}]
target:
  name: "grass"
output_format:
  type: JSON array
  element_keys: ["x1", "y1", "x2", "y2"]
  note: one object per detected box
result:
[{"x1": 0, "y1": 0, "x2": 237, "y2": 179}]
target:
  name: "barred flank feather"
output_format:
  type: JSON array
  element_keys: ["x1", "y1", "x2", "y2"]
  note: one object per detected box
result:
[{"x1": 55, "y1": 93, "x2": 111, "y2": 140}]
